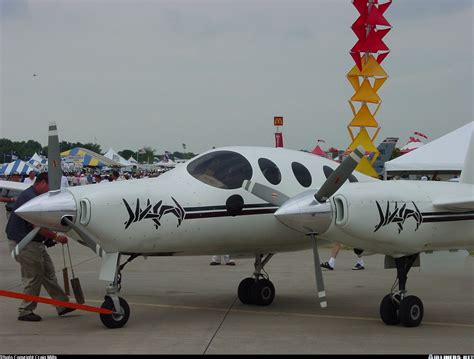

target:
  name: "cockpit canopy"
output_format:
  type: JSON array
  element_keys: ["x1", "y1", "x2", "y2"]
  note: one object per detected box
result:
[{"x1": 187, "y1": 150, "x2": 253, "y2": 189}]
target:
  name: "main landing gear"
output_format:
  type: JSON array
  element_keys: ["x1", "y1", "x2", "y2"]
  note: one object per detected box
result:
[
  {"x1": 380, "y1": 254, "x2": 424, "y2": 327},
  {"x1": 238, "y1": 254, "x2": 275, "y2": 306},
  {"x1": 99, "y1": 254, "x2": 139, "y2": 329}
]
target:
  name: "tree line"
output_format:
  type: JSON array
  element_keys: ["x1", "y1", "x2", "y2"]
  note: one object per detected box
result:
[{"x1": 0, "y1": 138, "x2": 197, "y2": 164}]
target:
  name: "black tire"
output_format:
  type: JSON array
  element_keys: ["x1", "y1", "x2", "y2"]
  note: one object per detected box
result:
[
  {"x1": 399, "y1": 295, "x2": 423, "y2": 327},
  {"x1": 238, "y1": 277, "x2": 256, "y2": 305},
  {"x1": 100, "y1": 296, "x2": 130, "y2": 329},
  {"x1": 251, "y1": 279, "x2": 275, "y2": 306},
  {"x1": 380, "y1": 294, "x2": 400, "y2": 325}
]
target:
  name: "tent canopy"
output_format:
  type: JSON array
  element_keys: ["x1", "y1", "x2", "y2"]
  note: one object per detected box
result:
[
  {"x1": 0, "y1": 160, "x2": 36, "y2": 176},
  {"x1": 61, "y1": 147, "x2": 123, "y2": 167},
  {"x1": 104, "y1": 148, "x2": 133, "y2": 166},
  {"x1": 385, "y1": 122, "x2": 473, "y2": 173},
  {"x1": 311, "y1": 145, "x2": 328, "y2": 158}
]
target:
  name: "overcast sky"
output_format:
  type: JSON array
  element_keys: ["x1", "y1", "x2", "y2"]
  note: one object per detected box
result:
[{"x1": 1, "y1": 0, "x2": 472, "y2": 154}]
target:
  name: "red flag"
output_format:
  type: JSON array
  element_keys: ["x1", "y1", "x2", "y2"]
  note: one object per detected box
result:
[
  {"x1": 414, "y1": 131, "x2": 428, "y2": 139},
  {"x1": 275, "y1": 132, "x2": 284, "y2": 148}
]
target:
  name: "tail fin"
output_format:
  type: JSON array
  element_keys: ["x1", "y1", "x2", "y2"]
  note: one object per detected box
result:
[
  {"x1": 460, "y1": 125, "x2": 474, "y2": 184},
  {"x1": 372, "y1": 137, "x2": 398, "y2": 174}
]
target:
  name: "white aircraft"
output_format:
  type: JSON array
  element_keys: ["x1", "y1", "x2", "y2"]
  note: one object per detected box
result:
[
  {"x1": 1, "y1": 122, "x2": 472, "y2": 329},
  {"x1": 272, "y1": 130, "x2": 474, "y2": 327}
]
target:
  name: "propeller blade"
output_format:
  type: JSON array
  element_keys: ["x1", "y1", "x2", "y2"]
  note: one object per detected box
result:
[
  {"x1": 61, "y1": 217, "x2": 103, "y2": 257},
  {"x1": 242, "y1": 180, "x2": 289, "y2": 207},
  {"x1": 310, "y1": 234, "x2": 327, "y2": 308},
  {"x1": 47, "y1": 121, "x2": 61, "y2": 194},
  {"x1": 11, "y1": 227, "x2": 41, "y2": 259},
  {"x1": 314, "y1": 146, "x2": 365, "y2": 203}
]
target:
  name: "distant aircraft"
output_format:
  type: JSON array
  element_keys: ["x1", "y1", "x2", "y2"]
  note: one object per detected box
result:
[{"x1": 371, "y1": 137, "x2": 399, "y2": 174}]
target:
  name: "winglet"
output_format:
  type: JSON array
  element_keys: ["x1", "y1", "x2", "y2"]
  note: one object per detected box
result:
[{"x1": 460, "y1": 127, "x2": 474, "y2": 185}]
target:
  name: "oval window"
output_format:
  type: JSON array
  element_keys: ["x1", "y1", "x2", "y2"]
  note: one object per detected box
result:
[
  {"x1": 187, "y1": 150, "x2": 253, "y2": 189},
  {"x1": 291, "y1": 162, "x2": 312, "y2": 188},
  {"x1": 323, "y1": 165, "x2": 358, "y2": 183},
  {"x1": 258, "y1": 158, "x2": 281, "y2": 185}
]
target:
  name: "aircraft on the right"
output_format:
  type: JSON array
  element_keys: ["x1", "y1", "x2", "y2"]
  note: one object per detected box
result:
[{"x1": 251, "y1": 131, "x2": 474, "y2": 327}]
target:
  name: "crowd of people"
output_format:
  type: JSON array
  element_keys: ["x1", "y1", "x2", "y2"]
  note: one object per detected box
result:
[{"x1": 0, "y1": 168, "x2": 169, "y2": 187}]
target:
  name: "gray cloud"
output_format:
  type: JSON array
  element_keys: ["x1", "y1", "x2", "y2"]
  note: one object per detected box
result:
[{"x1": 1, "y1": 0, "x2": 472, "y2": 154}]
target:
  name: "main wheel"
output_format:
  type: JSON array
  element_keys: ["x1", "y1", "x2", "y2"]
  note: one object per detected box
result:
[
  {"x1": 238, "y1": 277, "x2": 256, "y2": 305},
  {"x1": 399, "y1": 295, "x2": 423, "y2": 327},
  {"x1": 251, "y1": 279, "x2": 275, "y2": 306},
  {"x1": 380, "y1": 294, "x2": 400, "y2": 325},
  {"x1": 100, "y1": 296, "x2": 130, "y2": 329}
]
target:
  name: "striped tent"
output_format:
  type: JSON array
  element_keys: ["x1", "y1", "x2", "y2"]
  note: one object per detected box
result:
[
  {"x1": 28, "y1": 152, "x2": 48, "y2": 170},
  {"x1": 61, "y1": 147, "x2": 123, "y2": 167},
  {"x1": 0, "y1": 160, "x2": 36, "y2": 176}
]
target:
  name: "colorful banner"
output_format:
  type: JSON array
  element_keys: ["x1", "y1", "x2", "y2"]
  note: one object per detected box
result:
[
  {"x1": 346, "y1": 0, "x2": 391, "y2": 177},
  {"x1": 275, "y1": 132, "x2": 284, "y2": 148}
]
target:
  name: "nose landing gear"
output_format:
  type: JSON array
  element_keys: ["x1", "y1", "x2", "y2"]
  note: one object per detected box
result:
[
  {"x1": 99, "y1": 253, "x2": 140, "y2": 329},
  {"x1": 238, "y1": 254, "x2": 275, "y2": 306}
]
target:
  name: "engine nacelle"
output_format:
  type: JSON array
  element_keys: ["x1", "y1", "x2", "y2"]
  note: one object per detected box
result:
[{"x1": 331, "y1": 181, "x2": 474, "y2": 255}]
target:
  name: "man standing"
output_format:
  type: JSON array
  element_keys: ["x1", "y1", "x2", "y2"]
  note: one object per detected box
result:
[
  {"x1": 210, "y1": 255, "x2": 235, "y2": 266},
  {"x1": 6, "y1": 172, "x2": 76, "y2": 321},
  {"x1": 23, "y1": 171, "x2": 36, "y2": 185}
]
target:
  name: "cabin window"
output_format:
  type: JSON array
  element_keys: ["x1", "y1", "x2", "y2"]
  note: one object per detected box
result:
[
  {"x1": 323, "y1": 165, "x2": 358, "y2": 183},
  {"x1": 291, "y1": 162, "x2": 312, "y2": 187},
  {"x1": 258, "y1": 158, "x2": 281, "y2": 185},
  {"x1": 187, "y1": 151, "x2": 253, "y2": 189}
]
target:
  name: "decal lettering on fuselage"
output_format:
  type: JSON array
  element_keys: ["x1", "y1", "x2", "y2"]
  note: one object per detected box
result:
[
  {"x1": 123, "y1": 197, "x2": 186, "y2": 230},
  {"x1": 374, "y1": 201, "x2": 423, "y2": 234}
]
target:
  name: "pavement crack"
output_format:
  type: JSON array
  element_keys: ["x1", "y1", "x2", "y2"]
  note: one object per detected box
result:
[{"x1": 203, "y1": 296, "x2": 238, "y2": 355}]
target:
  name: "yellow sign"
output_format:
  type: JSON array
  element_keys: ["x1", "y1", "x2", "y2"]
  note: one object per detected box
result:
[{"x1": 274, "y1": 116, "x2": 284, "y2": 126}]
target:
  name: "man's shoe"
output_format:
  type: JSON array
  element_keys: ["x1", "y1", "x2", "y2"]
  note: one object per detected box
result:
[
  {"x1": 210, "y1": 261, "x2": 221, "y2": 266},
  {"x1": 18, "y1": 313, "x2": 42, "y2": 322},
  {"x1": 225, "y1": 261, "x2": 236, "y2": 266},
  {"x1": 58, "y1": 307, "x2": 76, "y2": 316},
  {"x1": 320, "y1": 262, "x2": 334, "y2": 270},
  {"x1": 352, "y1": 263, "x2": 365, "y2": 270}
]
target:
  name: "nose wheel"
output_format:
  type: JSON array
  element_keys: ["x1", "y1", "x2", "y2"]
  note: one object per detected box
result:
[
  {"x1": 100, "y1": 296, "x2": 130, "y2": 329},
  {"x1": 99, "y1": 253, "x2": 139, "y2": 329},
  {"x1": 237, "y1": 254, "x2": 275, "y2": 306},
  {"x1": 238, "y1": 277, "x2": 275, "y2": 306}
]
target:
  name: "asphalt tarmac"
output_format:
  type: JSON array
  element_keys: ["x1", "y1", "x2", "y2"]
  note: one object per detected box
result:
[{"x1": 0, "y1": 207, "x2": 473, "y2": 354}]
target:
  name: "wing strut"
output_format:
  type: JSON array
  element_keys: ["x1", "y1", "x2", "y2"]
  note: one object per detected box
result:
[{"x1": 309, "y1": 233, "x2": 327, "y2": 308}]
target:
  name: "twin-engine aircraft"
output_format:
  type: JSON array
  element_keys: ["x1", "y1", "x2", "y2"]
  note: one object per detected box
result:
[{"x1": 1, "y1": 122, "x2": 473, "y2": 329}]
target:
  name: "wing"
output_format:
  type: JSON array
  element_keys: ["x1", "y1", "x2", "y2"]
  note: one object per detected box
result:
[
  {"x1": 433, "y1": 191, "x2": 474, "y2": 211},
  {"x1": 0, "y1": 180, "x2": 30, "y2": 193}
]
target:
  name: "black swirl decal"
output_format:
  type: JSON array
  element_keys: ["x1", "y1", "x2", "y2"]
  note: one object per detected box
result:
[
  {"x1": 123, "y1": 197, "x2": 186, "y2": 230},
  {"x1": 374, "y1": 201, "x2": 423, "y2": 234}
]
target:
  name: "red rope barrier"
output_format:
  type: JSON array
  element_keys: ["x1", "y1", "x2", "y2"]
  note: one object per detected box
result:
[{"x1": 0, "y1": 289, "x2": 113, "y2": 315}]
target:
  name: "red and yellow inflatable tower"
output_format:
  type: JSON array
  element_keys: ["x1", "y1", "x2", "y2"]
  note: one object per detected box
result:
[{"x1": 346, "y1": 0, "x2": 391, "y2": 177}]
